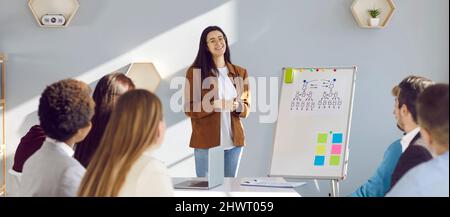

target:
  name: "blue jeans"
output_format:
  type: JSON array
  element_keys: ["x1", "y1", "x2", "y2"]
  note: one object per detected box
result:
[{"x1": 194, "y1": 146, "x2": 243, "y2": 178}]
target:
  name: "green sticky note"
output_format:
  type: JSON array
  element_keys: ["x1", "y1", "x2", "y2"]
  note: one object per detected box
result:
[
  {"x1": 284, "y1": 68, "x2": 294, "y2": 83},
  {"x1": 316, "y1": 145, "x2": 326, "y2": 155},
  {"x1": 330, "y1": 155, "x2": 340, "y2": 166},
  {"x1": 317, "y1": 133, "x2": 328, "y2": 144}
]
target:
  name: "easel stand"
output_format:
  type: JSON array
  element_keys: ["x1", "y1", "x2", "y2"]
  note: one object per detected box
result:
[{"x1": 330, "y1": 179, "x2": 340, "y2": 197}]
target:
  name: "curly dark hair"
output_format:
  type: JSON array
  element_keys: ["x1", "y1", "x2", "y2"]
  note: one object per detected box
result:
[{"x1": 38, "y1": 79, "x2": 95, "y2": 142}]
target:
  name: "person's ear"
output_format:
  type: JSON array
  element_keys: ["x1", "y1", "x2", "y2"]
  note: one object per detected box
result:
[
  {"x1": 156, "y1": 120, "x2": 165, "y2": 145},
  {"x1": 400, "y1": 104, "x2": 412, "y2": 117},
  {"x1": 78, "y1": 122, "x2": 92, "y2": 140},
  {"x1": 400, "y1": 104, "x2": 410, "y2": 117}
]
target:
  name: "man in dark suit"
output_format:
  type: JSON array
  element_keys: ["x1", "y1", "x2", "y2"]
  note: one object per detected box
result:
[
  {"x1": 390, "y1": 134, "x2": 432, "y2": 188},
  {"x1": 388, "y1": 76, "x2": 434, "y2": 191}
]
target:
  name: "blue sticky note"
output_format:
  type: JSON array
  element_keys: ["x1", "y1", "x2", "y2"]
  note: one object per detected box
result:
[
  {"x1": 314, "y1": 156, "x2": 325, "y2": 166},
  {"x1": 332, "y1": 133, "x2": 343, "y2": 144}
]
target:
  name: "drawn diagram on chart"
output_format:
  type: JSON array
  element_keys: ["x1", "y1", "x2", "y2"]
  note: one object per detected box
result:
[{"x1": 290, "y1": 79, "x2": 344, "y2": 113}]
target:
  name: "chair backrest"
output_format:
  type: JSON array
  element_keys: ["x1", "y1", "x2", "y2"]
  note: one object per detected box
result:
[{"x1": 8, "y1": 169, "x2": 22, "y2": 197}]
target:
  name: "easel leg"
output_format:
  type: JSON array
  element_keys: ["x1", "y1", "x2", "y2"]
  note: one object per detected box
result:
[{"x1": 330, "y1": 180, "x2": 340, "y2": 197}]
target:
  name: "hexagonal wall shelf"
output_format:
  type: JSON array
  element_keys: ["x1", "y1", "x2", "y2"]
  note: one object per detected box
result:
[
  {"x1": 351, "y1": 0, "x2": 396, "y2": 29},
  {"x1": 28, "y1": 0, "x2": 79, "y2": 27},
  {"x1": 126, "y1": 63, "x2": 162, "y2": 93}
]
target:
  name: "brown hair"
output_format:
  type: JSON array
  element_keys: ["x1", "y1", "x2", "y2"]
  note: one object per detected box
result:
[
  {"x1": 38, "y1": 79, "x2": 95, "y2": 142},
  {"x1": 74, "y1": 73, "x2": 135, "y2": 167},
  {"x1": 416, "y1": 84, "x2": 449, "y2": 147},
  {"x1": 391, "y1": 76, "x2": 434, "y2": 122},
  {"x1": 78, "y1": 89, "x2": 163, "y2": 197}
]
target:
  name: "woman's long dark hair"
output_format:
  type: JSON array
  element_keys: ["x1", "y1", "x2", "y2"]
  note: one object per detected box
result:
[
  {"x1": 192, "y1": 26, "x2": 232, "y2": 81},
  {"x1": 74, "y1": 73, "x2": 135, "y2": 168}
]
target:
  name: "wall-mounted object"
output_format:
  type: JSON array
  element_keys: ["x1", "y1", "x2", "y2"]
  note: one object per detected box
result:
[
  {"x1": 28, "y1": 0, "x2": 79, "y2": 28},
  {"x1": 126, "y1": 63, "x2": 162, "y2": 93},
  {"x1": 41, "y1": 14, "x2": 66, "y2": 26},
  {"x1": 351, "y1": 0, "x2": 396, "y2": 29},
  {"x1": 0, "y1": 53, "x2": 6, "y2": 197}
]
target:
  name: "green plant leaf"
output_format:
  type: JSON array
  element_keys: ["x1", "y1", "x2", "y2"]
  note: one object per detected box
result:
[{"x1": 368, "y1": 8, "x2": 381, "y2": 18}]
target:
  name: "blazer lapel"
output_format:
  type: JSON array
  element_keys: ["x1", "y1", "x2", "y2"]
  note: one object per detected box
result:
[{"x1": 226, "y1": 62, "x2": 237, "y2": 87}]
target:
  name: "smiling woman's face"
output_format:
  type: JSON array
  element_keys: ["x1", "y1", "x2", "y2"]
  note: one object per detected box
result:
[{"x1": 206, "y1": 30, "x2": 226, "y2": 58}]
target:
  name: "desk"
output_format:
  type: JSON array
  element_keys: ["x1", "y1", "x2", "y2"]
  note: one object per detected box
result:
[{"x1": 173, "y1": 177, "x2": 301, "y2": 197}]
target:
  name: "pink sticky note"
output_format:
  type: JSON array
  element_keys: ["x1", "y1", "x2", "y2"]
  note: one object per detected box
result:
[{"x1": 331, "y1": 145, "x2": 342, "y2": 155}]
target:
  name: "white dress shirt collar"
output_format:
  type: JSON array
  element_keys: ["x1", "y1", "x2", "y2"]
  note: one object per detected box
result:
[
  {"x1": 400, "y1": 127, "x2": 421, "y2": 153},
  {"x1": 45, "y1": 137, "x2": 75, "y2": 157}
]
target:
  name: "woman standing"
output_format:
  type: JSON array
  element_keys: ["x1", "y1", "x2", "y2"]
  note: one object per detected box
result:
[{"x1": 185, "y1": 26, "x2": 250, "y2": 177}]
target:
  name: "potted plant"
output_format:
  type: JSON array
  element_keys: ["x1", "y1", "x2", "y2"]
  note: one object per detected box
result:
[{"x1": 368, "y1": 8, "x2": 382, "y2": 26}]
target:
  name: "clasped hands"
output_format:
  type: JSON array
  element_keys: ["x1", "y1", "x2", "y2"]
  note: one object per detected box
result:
[{"x1": 213, "y1": 99, "x2": 239, "y2": 112}]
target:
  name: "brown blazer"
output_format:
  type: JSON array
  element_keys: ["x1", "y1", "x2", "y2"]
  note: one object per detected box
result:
[{"x1": 184, "y1": 62, "x2": 250, "y2": 149}]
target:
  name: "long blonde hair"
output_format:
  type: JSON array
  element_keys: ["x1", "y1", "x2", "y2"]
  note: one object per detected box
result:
[{"x1": 78, "y1": 89, "x2": 163, "y2": 197}]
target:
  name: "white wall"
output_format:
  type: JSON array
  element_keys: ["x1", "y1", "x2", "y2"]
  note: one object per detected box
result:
[{"x1": 0, "y1": 0, "x2": 448, "y2": 196}]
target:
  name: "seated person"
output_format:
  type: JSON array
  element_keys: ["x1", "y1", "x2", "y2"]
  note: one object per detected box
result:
[
  {"x1": 351, "y1": 75, "x2": 433, "y2": 197},
  {"x1": 12, "y1": 125, "x2": 46, "y2": 173},
  {"x1": 389, "y1": 76, "x2": 434, "y2": 190},
  {"x1": 12, "y1": 73, "x2": 134, "y2": 173},
  {"x1": 74, "y1": 73, "x2": 134, "y2": 167},
  {"x1": 20, "y1": 79, "x2": 95, "y2": 197},
  {"x1": 387, "y1": 84, "x2": 449, "y2": 197},
  {"x1": 78, "y1": 90, "x2": 173, "y2": 197}
]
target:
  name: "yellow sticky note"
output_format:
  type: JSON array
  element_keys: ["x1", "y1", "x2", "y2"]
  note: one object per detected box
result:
[
  {"x1": 284, "y1": 68, "x2": 294, "y2": 83},
  {"x1": 316, "y1": 145, "x2": 326, "y2": 155}
]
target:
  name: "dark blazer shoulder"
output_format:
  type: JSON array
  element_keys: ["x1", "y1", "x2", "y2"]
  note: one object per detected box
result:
[
  {"x1": 405, "y1": 145, "x2": 432, "y2": 160},
  {"x1": 390, "y1": 144, "x2": 433, "y2": 190}
]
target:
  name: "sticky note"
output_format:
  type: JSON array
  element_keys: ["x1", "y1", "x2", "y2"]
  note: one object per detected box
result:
[
  {"x1": 332, "y1": 133, "x2": 343, "y2": 144},
  {"x1": 314, "y1": 156, "x2": 325, "y2": 166},
  {"x1": 316, "y1": 145, "x2": 326, "y2": 155},
  {"x1": 284, "y1": 68, "x2": 294, "y2": 83},
  {"x1": 331, "y1": 145, "x2": 342, "y2": 155},
  {"x1": 317, "y1": 133, "x2": 328, "y2": 144},
  {"x1": 330, "y1": 155, "x2": 340, "y2": 166}
]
